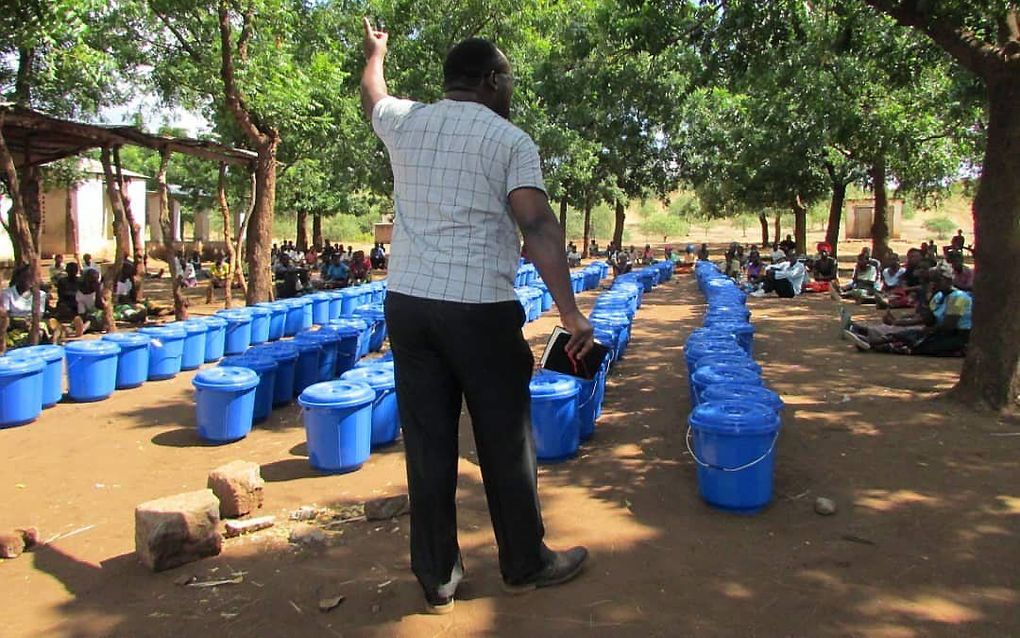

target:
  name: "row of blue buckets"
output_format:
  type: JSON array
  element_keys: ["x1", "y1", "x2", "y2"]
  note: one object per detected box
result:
[
  {"x1": 528, "y1": 260, "x2": 674, "y2": 462},
  {"x1": 0, "y1": 281, "x2": 387, "y2": 429},
  {"x1": 686, "y1": 261, "x2": 785, "y2": 513}
]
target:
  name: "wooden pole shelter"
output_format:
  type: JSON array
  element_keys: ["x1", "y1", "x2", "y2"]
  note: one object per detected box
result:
[
  {"x1": 113, "y1": 145, "x2": 145, "y2": 302},
  {"x1": 156, "y1": 146, "x2": 187, "y2": 321},
  {"x1": 99, "y1": 146, "x2": 130, "y2": 333}
]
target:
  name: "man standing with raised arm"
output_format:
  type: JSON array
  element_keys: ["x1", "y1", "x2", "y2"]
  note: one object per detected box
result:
[{"x1": 361, "y1": 18, "x2": 593, "y2": 614}]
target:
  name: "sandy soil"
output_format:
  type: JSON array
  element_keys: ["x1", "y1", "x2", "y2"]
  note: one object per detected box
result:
[{"x1": 2, "y1": 248, "x2": 1018, "y2": 638}]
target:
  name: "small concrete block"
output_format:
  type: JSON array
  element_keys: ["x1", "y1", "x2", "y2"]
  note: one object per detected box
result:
[
  {"x1": 135, "y1": 489, "x2": 222, "y2": 572},
  {"x1": 224, "y1": 515, "x2": 275, "y2": 538},
  {"x1": 207, "y1": 461, "x2": 265, "y2": 519}
]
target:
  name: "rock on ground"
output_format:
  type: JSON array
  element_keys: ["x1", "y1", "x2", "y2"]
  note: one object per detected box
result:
[
  {"x1": 0, "y1": 531, "x2": 25, "y2": 559},
  {"x1": 207, "y1": 461, "x2": 265, "y2": 519},
  {"x1": 135, "y1": 489, "x2": 223, "y2": 572},
  {"x1": 364, "y1": 494, "x2": 410, "y2": 521}
]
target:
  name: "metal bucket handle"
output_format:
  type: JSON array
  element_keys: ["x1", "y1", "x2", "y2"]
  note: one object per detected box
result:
[{"x1": 685, "y1": 425, "x2": 779, "y2": 473}]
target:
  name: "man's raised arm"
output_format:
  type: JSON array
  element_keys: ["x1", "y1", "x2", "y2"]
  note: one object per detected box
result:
[{"x1": 360, "y1": 17, "x2": 389, "y2": 120}]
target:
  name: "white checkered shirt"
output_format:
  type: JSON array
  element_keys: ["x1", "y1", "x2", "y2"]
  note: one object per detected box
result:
[{"x1": 372, "y1": 97, "x2": 546, "y2": 303}]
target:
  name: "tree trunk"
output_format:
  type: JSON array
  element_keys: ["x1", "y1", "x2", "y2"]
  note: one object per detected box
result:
[
  {"x1": 312, "y1": 213, "x2": 323, "y2": 250},
  {"x1": 773, "y1": 213, "x2": 781, "y2": 246},
  {"x1": 295, "y1": 209, "x2": 308, "y2": 251},
  {"x1": 870, "y1": 157, "x2": 890, "y2": 260},
  {"x1": 66, "y1": 185, "x2": 81, "y2": 266},
  {"x1": 612, "y1": 199, "x2": 626, "y2": 249},
  {"x1": 99, "y1": 147, "x2": 130, "y2": 333},
  {"x1": 231, "y1": 172, "x2": 256, "y2": 300},
  {"x1": 581, "y1": 202, "x2": 592, "y2": 259},
  {"x1": 758, "y1": 212, "x2": 769, "y2": 245},
  {"x1": 793, "y1": 197, "x2": 808, "y2": 255},
  {"x1": 0, "y1": 113, "x2": 41, "y2": 344},
  {"x1": 825, "y1": 179, "x2": 848, "y2": 257},
  {"x1": 559, "y1": 197, "x2": 568, "y2": 232},
  {"x1": 20, "y1": 164, "x2": 43, "y2": 253},
  {"x1": 953, "y1": 75, "x2": 1020, "y2": 411},
  {"x1": 218, "y1": 163, "x2": 236, "y2": 309},
  {"x1": 245, "y1": 139, "x2": 278, "y2": 305},
  {"x1": 114, "y1": 147, "x2": 145, "y2": 302},
  {"x1": 156, "y1": 147, "x2": 187, "y2": 321}
]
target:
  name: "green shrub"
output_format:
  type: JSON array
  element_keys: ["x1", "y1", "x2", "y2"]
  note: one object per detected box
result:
[
  {"x1": 641, "y1": 213, "x2": 690, "y2": 240},
  {"x1": 923, "y1": 216, "x2": 956, "y2": 239}
]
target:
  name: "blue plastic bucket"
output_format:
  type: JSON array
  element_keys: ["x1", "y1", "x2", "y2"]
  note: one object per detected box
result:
[
  {"x1": 220, "y1": 354, "x2": 277, "y2": 423},
  {"x1": 636, "y1": 270, "x2": 655, "y2": 292},
  {"x1": 102, "y1": 332, "x2": 151, "y2": 389},
  {"x1": 330, "y1": 323, "x2": 364, "y2": 377},
  {"x1": 705, "y1": 307, "x2": 752, "y2": 323},
  {"x1": 683, "y1": 338, "x2": 745, "y2": 373},
  {"x1": 353, "y1": 305, "x2": 387, "y2": 353},
  {"x1": 179, "y1": 319, "x2": 209, "y2": 370},
  {"x1": 251, "y1": 341, "x2": 299, "y2": 406},
  {"x1": 257, "y1": 301, "x2": 288, "y2": 341},
  {"x1": 338, "y1": 288, "x2": 361, "y2": 317},
  {"x1": 307, "y1": 292, "x2": 332, "y2": 325},
  {"x1": 282, "y1": 298, "x2": 307, "y2": 336},
  {"x1": 197, "y1": 316, "x2": 227, "y2": 362},
  {"x1": 692, "y1": 355, "x2": 763, "y2": 376},
  {"x1": 291, "y1": 338, "x2": 322, "y2": 397},
  {"x1": 592, "y1": 356, "x2": 610, "y2": 421},
  {"x1": 690, "y1": 365, "x2": 762, "y2": 407},
  {"x1": 217, "y1": 309, "x2": 253, "y2": 355},
  {"x1": 688, "y1": 400, "x2": 781, "y2": 512},
  {"x1": 704, "y1": 321, "x2": 755, "y2": 356},
  {"x1": 65, "y1": 340, "x2": 120, "y2": 402},
  {"x1": 7, "y1": 345, "x2": 64, "y2": 407},
  {"x1": 245, "y1": 306, "x2": 272, "y2": 344},
  {"x1": 590, "y1": 312, "x2": 631, "y2": 358},
  {"x1": 529, "y1": 374, "x2": 580, "y2": 462},
  {"x1": 0, "y1": 356, "x2": 45, "y2": 427},
  {"x1": 340, "y1": 366, "x2": 400, "y2": 447},
  {"x1": 138, "y1": 325, "x2": 187, "y2": 380},
  {"x1": 330, "y1": 317, "x2": 369, "y2": 364},
  {"x1": 536, "y1": 368, "x2": 602, "y2": 442},
  {"x1": 700, "y1": 384, "x2": 785, "y2": 415},
  {"x1": 325, "y1": 291, "x2": 343, "y2": 320},
  {"x1": 192, "y1": 367, "x2": 259, "y2": 443},
  {"x1": 534, "y1": 283, "x2": 553, "y2": 311},
  {"x1": 298, "y1": 380, "x2": 375, "y2": 473},
  {"x1": 295, "y1": 327, "x2": 341, "y2": 382}
]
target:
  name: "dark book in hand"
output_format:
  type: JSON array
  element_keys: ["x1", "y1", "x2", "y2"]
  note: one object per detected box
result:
[{"x1": 540, "y1": 327, "x2": 611, "y2": 381}]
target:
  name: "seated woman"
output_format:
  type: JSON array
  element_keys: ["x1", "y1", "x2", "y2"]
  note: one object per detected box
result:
[
  {"x1": 745, "y1": 254, "x2": 765, "y2": 286},
  {"x1": 74, "y1": 268, "x2": 106, "y2": 333},
  {"x1": 566, "y1": 243, "x2": 582, "y2": 268},
  {"x1": 832, "y1": 252, "x2": 878, "y2": 301},
  {"x1": 845, "y1": 262, "x2": 970, "y2": 356},
  {"x1": 641, "y1": 244, "x2": 654, "y2": 265},
  {"x1": 1, "y1": 264, "x2": 59, "y2": 346},
  {"x1": 349, "y1": 250, "x2": 372, "y2": 285},
  {"x1": 321, "y1": 254, "x2": 350, "y2": 289},
  {"x1": 948, "y1": 252, "x2": 973, "y2": 291},
  {"x1": 803, "y1": 247, "x2": 838, "y2": 293},
  {"x1": 113, "y1": 263, "x2": 147, "y2": 324}
]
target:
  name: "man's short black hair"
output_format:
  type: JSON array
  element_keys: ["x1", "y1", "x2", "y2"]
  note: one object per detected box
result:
[{"x1": 443, "y1": 38, "x2": 504, "y2": 91}]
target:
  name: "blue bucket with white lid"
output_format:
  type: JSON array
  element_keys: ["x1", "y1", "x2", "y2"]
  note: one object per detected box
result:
[
  {"x1": 251, "y1": 341, "x2": 299, "y2": 406},
  {"x1": 256, "y1": 301, "x2": 288, "y2": 341},
  {"x1": 179, "y1": 319, "x2": 209, "y2": 370},
  {"x1": 220, "y1": 354, "x2": 278, "y2": 423},
  {"x1": 195, "y1": 315, "x2": 227, "y2": 362},
  {"x1": 688, "y1": 400, "x2": 781, "y2": 513},
  {"x1": 65, "y1": 339, "x2": 120, "y2": 401},
  {"x1": 690, "y1": 365, "x2": 762, "y2": 407},
  {"x1": 340, "y1": 366, "x2": 400, "y2": 447},
  {"x1": 138, "y1": 324, "x2": 186, "y2": 380},
  {"x1": 102, "y1": 332, "x2": 151, "y2": 389},
  {"x1": 244, "y1": 305, "x2": 272, "y2": 344},
  {"x1": 0, "y1": 355, "x2": 45, "y2": 427},
  {"x1": 7, "y1": 344, "x2": 64, "y2": 407},
  {"x1": 529, "y1": 374, "x2": 581, "y2": 462},
  {"x1": 192, "y1": 366, "x2": 259, "y2": 443},
  {"x1": 216, "y1": 309, "x2": 253, "y2": 355},
  {"x1": 291, "y1": 338, "x2": 322, "y2": 397},
  {"x1": 298, "y1": 380, "x2": 375, "y2": 473},
  {"x1": 700, "y1": 383, "x2": 785, "y2": 415}
]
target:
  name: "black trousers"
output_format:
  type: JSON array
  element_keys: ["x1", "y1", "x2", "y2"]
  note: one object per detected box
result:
[
  {"x1": 763, "y1": 271, "x2": 796, "y2": 298},
  {"x1": 384, "y1": 292, "x2": 551, "y2": 598}
]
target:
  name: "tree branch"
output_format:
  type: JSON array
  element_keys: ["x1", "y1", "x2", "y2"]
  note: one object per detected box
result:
[
  {"x1": 863, "y1": 0, "x2": 1006, "y2": 77},
  {"x1": 154, "y1": 12, "x2": 203, "y2": 62},
  {"x1": 218, "y1": 0, "x2": 268, "y2": 146}
]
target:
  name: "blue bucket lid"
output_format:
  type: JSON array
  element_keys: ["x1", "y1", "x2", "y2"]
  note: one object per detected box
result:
[
  {"x1": 589, "y1": 312, "x2": 631, "y2": 326},
  {"x1": 295, "y1": 327, "x2": 341, "y2": 344},
  {"x1": 354, "y1": 359, "x2": 394, "y2": 372},
  {"x1": 339, "y1": 288, "x2": 361, "y2": 298},
  {"x1": 251, "y1": 341, "x2": 300, "y2": 361},
  {"x1": 292, "y1": 338, "x2": 322, "y2": 354},
  {"x1": 328, "y1": 323, "x2": 362, "y2": 338},
  {"x1": 689, "y1": 400, "x2": 780, "y2": 435},
  {"x1": 283, "y1": 297, "x2": 309, "y2": 307},
  {"x1": 339, "y1": 366, "x2": 395, "y2": 390},
  {"x1": 257, "y1": 301, "x2": 288, "y2": 313},
  {"x1": 330, "y1": 317, "x2": 369, "y2": 331},
  {"x1": 195, "y1": 315, "x2": 228, "y2": 329},
  {"x1": 180, "y1": 319, "x2": 209, "y2": 334},
  {"x1": 192, "y1": 366, "x2": 259, "y2": 391},
  {"x1": 7, "y1": 344, "x2": 64, "y2": 363},
  {"x1": 0, "y1": 354, "x2": 46, "y2": 376},
  {"x1": 65, "y1": 339, "x2": 121, "y2": 356},
  {"x1": 220, "y1": 353, "x2": 277, "y2": 374},
  {"x1": 685, "y1": 340, "x2": 745, "y2": 361},
  {"x1": 706, "y1": 321, "x2": 755, "y2": 335},
  {"x1": 245, "y1": 305, "x2": 271, "y2": 317},
  {"x1": 691, "y1": 365, "x2": 762, "y2": 387},
  {"x1": 102, "y1": 332, "x2": 152, "y2": 348},
  {"x1": 353, "y1": 305, "x2": 385, "y2": 320},
  {"x1": 700, "y1": 384, "x2": 784, "y2": 412},
  {"x1": 307, "y1": 292, "x2": 332, "y2": 302},
  {"x1": 693, "y1": 355, "x2": 762, "y2": 374},
  {"x1": 298, "y1": 380, "x2": 375, "y2": 408},
  {"x1": 216, "y1": 309, "x2": 252, "y2": 324},
  {"x1": 138, "y1": 325, "x2": 187, "y2": 339},
  {"x1": 529, "y1": 374, "x2": 579, "y2": 399}
]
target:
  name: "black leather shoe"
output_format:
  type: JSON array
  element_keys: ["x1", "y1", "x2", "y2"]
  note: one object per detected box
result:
[
  {"x1": 424, "y1": 592, "x2": 455, "y2": 615},
  {"x1": 502, "y1": 546, "x2": 589, "y2": 595}
]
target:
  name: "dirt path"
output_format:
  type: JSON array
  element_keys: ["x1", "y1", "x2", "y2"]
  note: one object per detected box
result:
[{"x1": 1, "y1": 272, "x2": 1017, "y2": 637}]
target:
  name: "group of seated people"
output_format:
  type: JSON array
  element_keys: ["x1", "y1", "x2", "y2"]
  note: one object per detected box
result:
[
  {"x1": 270, "y1": 240, "x2": 380, "y2": 299},
  {"x1": 2, "y1": 254, "x2": 150, "y2": 347},
  {"x1": 605, "y1": 243, "x2": 658, "y2": 277}
]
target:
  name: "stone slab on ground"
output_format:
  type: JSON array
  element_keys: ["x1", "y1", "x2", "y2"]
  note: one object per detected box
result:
[
  {"x1": 207, "y1": 461, "x2": 265, "y2": 519},
  {"x1": 135, "y1": 489, "x2": 223, "y2": 572},
  {"x1": 364, "y1": 494, "x2": 409, "y2": 521}
]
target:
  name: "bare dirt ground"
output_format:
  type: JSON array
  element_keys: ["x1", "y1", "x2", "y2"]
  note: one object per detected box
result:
[{"x1": 2, "y1": 246, "x2": 1018, "y2": 638}]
